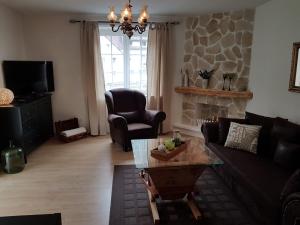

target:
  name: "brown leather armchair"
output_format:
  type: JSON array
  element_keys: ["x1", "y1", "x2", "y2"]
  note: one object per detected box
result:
[{"x1": 105, "y1": 88, "x2": 166, "y2": 151}]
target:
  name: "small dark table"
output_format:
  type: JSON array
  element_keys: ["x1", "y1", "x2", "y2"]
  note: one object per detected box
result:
[{"x1": 0, "y1": 213, "x2": 61, "y2": 225}]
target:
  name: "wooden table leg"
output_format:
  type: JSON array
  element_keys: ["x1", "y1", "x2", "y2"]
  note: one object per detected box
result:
[
  {"x1": 147, "y1": 189, "x2": 160, "y2": 224},
  {"x1": 187, "y1": 193, "x2": 202, "y2": 220}
]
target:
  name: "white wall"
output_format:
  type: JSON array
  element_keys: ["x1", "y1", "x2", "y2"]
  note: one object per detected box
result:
[
  {"x1": 23, "y1": 14, "x2": 89, "y2": 127},
  {"x1": 247, "y1": 0, "x2": 300, "y2": 123},
  {"x1": 22, "y1": 14, "x2": 185, "y2": 129},
  {"x1": 169, "y1": 20, "x2": 185, "y2": 128},
  {"x1": 0, "y1": 4, "x2": 26, "y2": 87}
]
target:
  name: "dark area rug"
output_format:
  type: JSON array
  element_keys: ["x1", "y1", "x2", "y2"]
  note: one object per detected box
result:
[
  {"x1": 110, "y1": 165, "x2": 260, "y2": 225},
  {"x1": 0, "y1": 213, "x2": 61, "y2": 225}
]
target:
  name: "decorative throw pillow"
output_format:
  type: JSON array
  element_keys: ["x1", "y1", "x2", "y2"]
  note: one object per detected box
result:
[
  {"x1": 225, "y1": 122, "x2": 262, "y2": 154},
  {"x1": 217, "y1": 118, "x2": 248, "y2": 145},
  {"x1": 273, "y1": 141, "x2": 300, "y2": 170}
]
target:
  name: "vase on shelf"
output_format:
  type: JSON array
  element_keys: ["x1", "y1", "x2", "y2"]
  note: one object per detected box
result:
[{"x1": 202, "y1": 79, "x2": 209, "y2": 89}]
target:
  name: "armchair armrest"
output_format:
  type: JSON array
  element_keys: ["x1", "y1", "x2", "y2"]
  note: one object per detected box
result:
[
  {"x1": 282, "y1": 192, "x2": 300, "y2": 225},
  {"x1": 201, "y1": 122, "x2": 219, "y2": 144},
  {"x1": 281, "y1": 169, "x2": 300, "y2": 225},
  {"x1": 143, "y1": 110, "x2": 166, "y2": 127},
  {"x1": 108, "y1": 114, "x2": 128, "y2": 129}
]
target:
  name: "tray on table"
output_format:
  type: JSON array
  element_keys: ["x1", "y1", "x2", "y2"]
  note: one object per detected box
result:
[{"x1": 150, "y1": 141, "x2": 189, "y2": 161}]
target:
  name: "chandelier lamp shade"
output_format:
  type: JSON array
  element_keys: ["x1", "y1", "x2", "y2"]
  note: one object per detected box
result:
[
  {"x1": 0, "y1": 88, "x2": 14, "y2": 105},
  {"x1": 107, "y1": 0, "x2": 149, "y2": 38}
]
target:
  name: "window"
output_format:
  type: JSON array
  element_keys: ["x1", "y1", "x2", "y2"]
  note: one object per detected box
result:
[{"x1": 100, "y1": 27, "x2": 148, "y2": 95}]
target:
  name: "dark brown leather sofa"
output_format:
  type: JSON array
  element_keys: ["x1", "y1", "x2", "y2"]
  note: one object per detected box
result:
[
  {"x1": 202, "y1": 112, "x2": 300, "y2": 225},
  {"x1": 105, "y1": 88, "x2": 166, "y2": 151}
]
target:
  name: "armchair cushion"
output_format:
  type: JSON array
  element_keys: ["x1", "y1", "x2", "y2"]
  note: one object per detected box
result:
[
  {"x1": 117, "y1": 111, "x2": 142, "y2": 123},
  {"x1": 128, "y1": 123, "x2": 153, "y2": 139}
]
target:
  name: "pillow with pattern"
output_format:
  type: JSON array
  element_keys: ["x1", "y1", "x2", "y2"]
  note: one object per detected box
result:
[{"x1": 225, "y1": 122, "x2": 262, "y2": 154}]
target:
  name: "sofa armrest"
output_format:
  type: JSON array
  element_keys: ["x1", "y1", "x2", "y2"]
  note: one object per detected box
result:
[
  {"x1": 201, "y1": 122, "x2": 219, "y2": 144},
  {"x1": 108, "y1": 114, "x2": 128, "y2": 129},
  {"x1": 143, "y1": 110, "x2": 166, "y2": 127},
  {"x1": 282, "y1": 192, "x2": 300, "y2": 225}
]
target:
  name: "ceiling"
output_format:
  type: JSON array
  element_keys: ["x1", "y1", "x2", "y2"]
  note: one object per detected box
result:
[{"x1": 0, "y1": 0, "x2": 270, "y2": 16}]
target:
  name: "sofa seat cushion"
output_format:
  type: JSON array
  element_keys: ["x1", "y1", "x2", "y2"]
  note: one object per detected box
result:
[
  {"x1": 208, "y1": 143, "x2": 293, "y2": 211},
  {"x1": 128, "y1": 123, "x2": 154, "y2": 139}
]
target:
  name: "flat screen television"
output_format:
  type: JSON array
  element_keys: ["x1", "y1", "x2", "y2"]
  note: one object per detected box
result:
[{"x1": 2, "y1": 60, "x2": 54, "y2": 97}]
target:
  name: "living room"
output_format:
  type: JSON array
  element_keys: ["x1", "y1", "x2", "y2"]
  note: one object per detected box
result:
[{"x1": 0, "y1": 0, "x2": 299, "y2": 224}]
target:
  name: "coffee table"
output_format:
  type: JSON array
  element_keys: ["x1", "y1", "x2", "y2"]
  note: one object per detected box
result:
[{"x1": 131, "y1": 137, "x2": 223, "y2": 224}]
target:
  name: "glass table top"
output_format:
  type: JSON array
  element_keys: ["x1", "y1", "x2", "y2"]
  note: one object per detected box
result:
[{"x1": 131, "y1": 137, "x2": 223, "y2": 169}]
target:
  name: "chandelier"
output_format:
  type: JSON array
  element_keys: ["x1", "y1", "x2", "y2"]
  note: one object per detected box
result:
[{"x1": 107, "y1": 0, "x2": 149, "y2": 38}]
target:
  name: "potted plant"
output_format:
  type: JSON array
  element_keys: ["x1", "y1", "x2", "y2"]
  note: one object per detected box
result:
[{"x1": 198, "y1": 69, "x2": 214, "y2": 88}]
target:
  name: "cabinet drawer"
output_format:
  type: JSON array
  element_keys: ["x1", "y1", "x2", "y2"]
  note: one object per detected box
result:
[{"x1": 20, "y1": 104, "x2": 35, "y2": 122}]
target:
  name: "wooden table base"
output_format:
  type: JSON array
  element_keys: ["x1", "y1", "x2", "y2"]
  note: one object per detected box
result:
[
  {"x1": 146, "y1": 190, "x2": 202, "y2": 224},
  {"x1": 140, "y1": 166, "x2": 205, "y2": 224}
]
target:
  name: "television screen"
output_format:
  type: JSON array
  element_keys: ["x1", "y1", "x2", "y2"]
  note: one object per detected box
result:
[{"x1": 2, "y1": 61, "x2": 54, "y2": 96}]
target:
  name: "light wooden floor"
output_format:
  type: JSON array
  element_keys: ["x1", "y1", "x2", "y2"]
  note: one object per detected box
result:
[{"x1": 0, "y1": 136, "x2": 134, "y2": 225}]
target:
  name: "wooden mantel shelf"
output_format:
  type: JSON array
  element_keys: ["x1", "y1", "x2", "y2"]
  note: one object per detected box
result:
[{"x1": 175, "y1": 87, "x2": 253, "y2": 99}]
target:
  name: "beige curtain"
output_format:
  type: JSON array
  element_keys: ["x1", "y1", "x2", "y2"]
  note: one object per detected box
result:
[
  {"x1": 80, "y1": 21, "x2": 108, "y2": 136},
  {"x1": 147, "y1": 23, "x2": 172, "y2": 133}
]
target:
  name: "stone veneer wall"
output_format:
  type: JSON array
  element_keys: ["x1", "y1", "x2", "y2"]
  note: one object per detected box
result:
[{"x1": 182, "y1": 9, "x2": 255, "y2": 126}]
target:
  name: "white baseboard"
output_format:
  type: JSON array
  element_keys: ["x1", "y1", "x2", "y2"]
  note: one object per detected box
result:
[{"x1": 172, "y1": 123, "x2": 203, "y2": 138}]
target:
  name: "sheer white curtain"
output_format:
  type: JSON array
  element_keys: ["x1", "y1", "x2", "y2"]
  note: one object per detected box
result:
[
  {"x1": 147, "y1": 23, "x2": 172, "y2": 133},
  {"x1": 80, "y1": 21, "x2": 108, "y2": 136}
]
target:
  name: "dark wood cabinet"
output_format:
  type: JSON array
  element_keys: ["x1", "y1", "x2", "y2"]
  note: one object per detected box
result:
[{"x1": 0, "y1": 94, "x2": 54, "y2": 155}]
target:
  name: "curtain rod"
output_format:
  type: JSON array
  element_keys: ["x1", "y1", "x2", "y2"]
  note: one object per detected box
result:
[{"x1": 69, "y1": 19, "x2": 180, "y2": 25}]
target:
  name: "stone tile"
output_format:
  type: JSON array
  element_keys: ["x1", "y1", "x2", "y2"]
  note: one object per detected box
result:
[
  {"x1": 186, "y1": 17, "x2": 194, "y2": 29},
  {"x1": 209, "y1": 31, "x2": 222, "y2": 45},
  {"x1": 232, "y1": 46, "x2": 242, "y2": 58},
  {"x1": 197, "y1": 27, "x2": 207, "y2": 35},
  {"x1": 191, "y1": 55, "x2": 198, "y2": 69},
  {"x1": 184, "y1": 55, "x2": 192, "y2": 62},
  {"x1": 222, "y1": 61, "x2": 237, "y2": 72},
  {"x1": 199, "y1": 14, "x2": 211, "y2": 26},
  {"x1": 184, "y1": 40, "x2": 193, "y2": 53},
  {"x1": 203, "y1": 55, "x2": 215, "y2": 65},
  {"x1": 235, "y1": 32, "x2": 242, "y2": 45},
  {"x1": 242, "y1": 48, "x2": 252, "y2": 66},
  {"x1": 195, "y1": 46, "x2": 205, "y2": 57},
  {"x1": 224, "y1": 48, "x2": 236, "y2": 61},
  {"x1": 198, "y1": 59, "x2": 211, "y2": 70},
  {"x1": 219, "y1": 19, "x2": 229, "y2": 34},
  {"x1": 235, "y1": 20, "x2": 253, "y2": 31},
  {"x1": 216, "y1": 54, "x2": 226, "y2": 61},
  {"x1": 206, "y1": 44, "x2": 221, "y2": 54},
  {"x1": 221, "y1": 33, "x2": 235, "y2": 48},
  {"x1": 200, "y1": 36, "x2": 208, "y2": 46},
  {"x1": 242, "y1": 31, "x2": 253, "y2": 47},
  {"x1": 207, "y1": 19, "x2": 219, "y2": 33},
  {"x1": 192, "y1": 17, "x2": 199, "y2": 29},
  {"x1": 193, "y1": 31, "x2": 199, "y2": 45}
]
